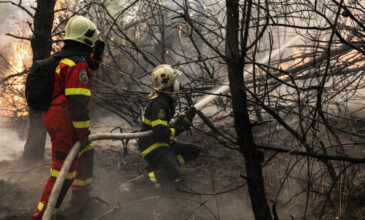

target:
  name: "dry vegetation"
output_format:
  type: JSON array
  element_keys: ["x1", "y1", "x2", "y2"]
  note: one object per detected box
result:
[{"x1": 0, "y1": 0, "x2": 365, "y2": 219}]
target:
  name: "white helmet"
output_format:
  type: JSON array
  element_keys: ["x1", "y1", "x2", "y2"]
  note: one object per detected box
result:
[
  {"x1": 151, "y1": 64, "x2": 181, "y2": 91},
  {"x1": 65, "y1": 16, "x2": 100, "y2": 47}
]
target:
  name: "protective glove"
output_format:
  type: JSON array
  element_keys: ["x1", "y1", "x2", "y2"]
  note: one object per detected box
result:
[
  {"x1": 174, "y1": 117, "x2": 192, "y2": 135},
  {"x1": 80, "y1": 139, "x2": 89, "y2": 151},
  {"x1": 87, "y1": 40, "x2": 105, "y2": 76},
  {"x1": 185, "y1": 106, "x2": 196, "y2": 121},
  {"x1": 93, "y1": 40, "x2": 105, "y2": 62}
]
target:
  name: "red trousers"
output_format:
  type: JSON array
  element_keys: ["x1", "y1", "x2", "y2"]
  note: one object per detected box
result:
[{"x1": 32, "y1": 108, "x2": 93, "y2": 220}]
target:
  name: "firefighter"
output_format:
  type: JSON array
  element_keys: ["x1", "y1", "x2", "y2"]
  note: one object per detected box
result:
[
  {"x1": 138, "y1": 64, "x2": 201, "y2": 188},
  {"x1": 32, "y1": 16, "x2": 104, "y2": 219}
]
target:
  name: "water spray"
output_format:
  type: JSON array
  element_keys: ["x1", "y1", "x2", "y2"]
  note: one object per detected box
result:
[
  {"x1": 42, "y1": 35, "x2": 301, "y2": 220},
  {"x1": 194, "y1": 35, "x2": 301, "y2": 110}
]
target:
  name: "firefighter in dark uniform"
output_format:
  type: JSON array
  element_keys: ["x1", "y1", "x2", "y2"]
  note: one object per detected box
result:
[
  {"x1": 138, "y1": 64, "x2": 200, "y2": 188},
  {"x1": 32, "y1": 16, "x2": 104, "y2": 219}
]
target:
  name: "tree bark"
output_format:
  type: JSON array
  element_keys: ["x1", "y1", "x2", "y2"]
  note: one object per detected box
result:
[
  {"x1": 225, "y1": 0, "x2": 272, "y2": 219},
  {"x1": 22, "y1": 0, "x2": 56, "y2": 161}
]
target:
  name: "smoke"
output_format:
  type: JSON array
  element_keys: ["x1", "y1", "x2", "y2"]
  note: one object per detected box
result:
[
  {"x1": 0, "y1": 126, "x2": 25, "y2": 161},
  {"x1": 0, "y1": 5, "x2": 15, "y2": 54},
  {"x1": 0, "y1": 1, "x2": 33, "y2": 55}
]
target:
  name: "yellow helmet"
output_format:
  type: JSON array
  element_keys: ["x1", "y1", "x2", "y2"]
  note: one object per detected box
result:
[
  {"x1": 151, "y1": 64, "x2": 180, "y2": 91},
  {"x1": 65, "y1": 16, "x2": 100, "y2": 47}
]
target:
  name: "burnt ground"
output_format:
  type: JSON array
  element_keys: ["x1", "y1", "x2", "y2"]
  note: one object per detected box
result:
[
  {"x1": 1, "y1": 116, "x2": 365, "y2": 220},
  {"x1": 0, "y1": 130, "x2": 251, "y2": 220}
]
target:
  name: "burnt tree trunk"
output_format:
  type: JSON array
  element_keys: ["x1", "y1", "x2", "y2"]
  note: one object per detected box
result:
[
  {"x1": 22, "y1": 0, "x2": 56, "y2": 161},
  {"x1": 225, "y1": 0, "x2": 272, "y2": 219}
]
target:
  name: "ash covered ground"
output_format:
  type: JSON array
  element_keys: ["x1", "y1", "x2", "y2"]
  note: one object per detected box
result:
[
  {"x1": 0, "y1": 113, "x2": 365, "y2": 220},
  {"x1": 0, "y1": 113, "x2": 251, "y2": 220},
  {"x1": 0, "y1": 136, "x2": 249, "y2": 220}
]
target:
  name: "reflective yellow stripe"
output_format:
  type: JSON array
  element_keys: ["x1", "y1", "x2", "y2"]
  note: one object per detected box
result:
[
  {"x1": 38, "y1": 202, "x2": 57, "y2": 214},
  {"x1": 141, "y1": 142, "x2": 169, "y2": 158},
  {"x1": 38, "y1": 202, "x2": 45, "y2": 211},
  {"x1": 169, "y1": 128, "x2": 175, "y2": 142},
  {"x1": 72, "y1": 120, "x2": 90, "y2": 128},
  {"x1": 78, "y1": 144, "x2": 93, "y2": 157},
  {"x1": 74, "y1": 177, "x2": 93, "y2": 186},
  {"x1": 52, "y1": 208, "x2": 58, "y2": 215},
  {"x1": 148, "y1": 171, "x2": 157, "y2": 182},
  {"x1": 148, "y1": 171, "x2": 160, "y2": 188},
  {"x1": 65, "y1": 88, "x2": 91, "y2": 96},
  {"x1": 60, "y1": 58, "x2": 76, "y2": 67},
  {"x1": 151, "y1": 119, "x2": 168, "y2": 127},
  {"x1": 50, "y1": 168, "x2": 76, "y2": 179},
  {"x1": 142, "y1": 117, "x2": 168, "y2": 127},
  {"x1": 55, "y1": 65, "x2": 60, "y2": 74},
  {"x1": 142, "y1": 116, "x2": 151, "y2": 126},
  {"x1": 176, "y1": 154, "x2": 185, "y2": 165}
]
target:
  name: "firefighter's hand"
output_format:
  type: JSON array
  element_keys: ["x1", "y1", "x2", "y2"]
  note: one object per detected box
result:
[
  {"x1": 174, "y1": 117, "x2": 192, "y2": 135},
  {"x1": 80, "y1": 140, "x2": 89, "y2": 150},
  {"x1": 186, "y1": 107, "x2": 196, "y2": 121},
  {"x1": 93, "y1": 40, "x2": 105, "y2": 62}
]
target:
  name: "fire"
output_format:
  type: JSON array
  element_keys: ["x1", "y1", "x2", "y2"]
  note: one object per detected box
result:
[
  {"x1": 9, "y1": 43, "x2": 32, "y2": 74},
  {"x1": 0, "y1": 0, "x2": 67, "y2": 118},
  {"x1": 277, "y1": 48, "x2": 310, "y2": 80},
  {"x1": 278, "y1": 63, "x2": 289, "y2": 80},
  {"x1": 292, "y1": 48, "x2": 309, "y2": 65},
  {"x1": 278, "y1": 63, "x2": 289, "y2": 71},
  {"x1": 338, "y1": 49, "x2": 365, "y2": 67},
  {"x1": 0, "y1": 40, "x2": 32, "y2": 117},
  {"x1": 55, "y1": 0, "x2": 67, "y2": 12}
]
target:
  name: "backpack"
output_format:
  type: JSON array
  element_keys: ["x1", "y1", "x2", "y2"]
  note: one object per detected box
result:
[
  {"x1": 25, "y1": 56, "x2": 61, "y2": 111},
  {"x1": 25, "y1": 47, "x2": 92, "y2": 111}
]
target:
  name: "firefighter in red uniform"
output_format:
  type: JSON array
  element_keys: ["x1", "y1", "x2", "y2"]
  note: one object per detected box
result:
[{"x1": 32, "y1": 16, "x2": 104, "y2": 219}]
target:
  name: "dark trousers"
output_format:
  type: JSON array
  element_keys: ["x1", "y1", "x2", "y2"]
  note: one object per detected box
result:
[{"x1": 145, "y1": 141, "x2": 200, "y2": 186}]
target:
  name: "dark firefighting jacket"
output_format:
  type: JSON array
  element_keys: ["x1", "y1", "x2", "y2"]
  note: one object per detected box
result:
[{"x1": 138, "y1": 93, "x2": 177, "y2": 159}]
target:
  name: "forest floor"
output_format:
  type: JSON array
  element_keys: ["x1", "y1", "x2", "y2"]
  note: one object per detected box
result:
[
  {"x1": 0, "y1": 128, "x2": 252, "y2": 220},
  {"x1": 0, "y1": 115, "x2": 365, "y2": 220}
]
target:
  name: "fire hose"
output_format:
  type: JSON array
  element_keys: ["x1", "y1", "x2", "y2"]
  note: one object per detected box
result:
[
  {"x1": 42, "y1": 35, "x2": 301, "y2": 220},
  {"x1": 43, "y1": 109, "x2": 200, "y2": 219},
  {"x1": 42, "y1": 131, "x2": 152, "y2": 220}
]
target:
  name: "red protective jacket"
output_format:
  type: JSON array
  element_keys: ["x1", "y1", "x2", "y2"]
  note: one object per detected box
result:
[{"x1": 48, "y1": 55, "x2": 93, "y2": 142}]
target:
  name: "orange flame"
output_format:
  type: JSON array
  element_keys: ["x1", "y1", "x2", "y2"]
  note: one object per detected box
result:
[
  {"x1": 277, "y1": 63, "x2": 289, "y2": 80},
  {"x1": 9, "y1": 43, "x2": 32, "y2": 74},
  {"x1": 292, "y1": 48, "x2": 309, "y2": 65},
  {"x1": 0, "y1": 41, "x2": 32, "y2": 117},
  {"x1": 55, "y1": 0, "x2": 67, "y2": 12},
  {"x1": 0, "y1": 1, "x2": 67, "y2": 118},
  {"x1": 338, "y1": 49, "x2": 365, "y2": 68}
]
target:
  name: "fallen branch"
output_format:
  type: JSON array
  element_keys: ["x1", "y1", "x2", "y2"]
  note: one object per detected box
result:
[
  {"x1": 93, "y1": 196, "x2": 160, "y2": 220},
  {"x1": 93, "y1": 202, "x2": 121, "y2": 220},
  {"x1": 257, "y1": 145, "x2": 365, "y2": 164}
]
